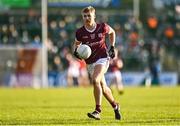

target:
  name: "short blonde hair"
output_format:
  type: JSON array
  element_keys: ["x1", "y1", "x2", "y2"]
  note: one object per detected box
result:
[{"x1": 81, "y1": 6, "x2": 95, "y2": 14}]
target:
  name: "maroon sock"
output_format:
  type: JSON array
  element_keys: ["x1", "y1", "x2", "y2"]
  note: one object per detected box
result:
[
  {"x1": 95, "y1": 105, "x2": 101, "y2": 113},
  {"x1": 110, "y1": 101, "x2": 117, "y2": 109}
]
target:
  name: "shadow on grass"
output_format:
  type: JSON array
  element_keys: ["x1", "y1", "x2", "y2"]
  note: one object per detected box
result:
[
  {"x1": 1, "y1": 118, "x2": 109, "y2": 125},
  {"x1": 1, "y1": 118, "x2": 180, "y2": 125}
]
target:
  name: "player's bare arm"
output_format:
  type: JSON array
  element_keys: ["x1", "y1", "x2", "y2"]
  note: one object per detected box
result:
[
  {"x1": 74, "y1": 38, "x2": 81, "y2": 50},
  {"x1": 108, "y1": 26, "x2": 116, "y2": 59},
  {"x1": 108, "y1": 26, "x2": 116, "y2": 47}
]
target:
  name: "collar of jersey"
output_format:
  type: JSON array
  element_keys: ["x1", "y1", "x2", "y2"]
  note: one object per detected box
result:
[{"x1": 84, "y1": 23, "x2": 97, "y2": 33}]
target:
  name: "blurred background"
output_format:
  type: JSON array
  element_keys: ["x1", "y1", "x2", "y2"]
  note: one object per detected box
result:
[{"x1": 0, "y1": 0, "x2": 179, "y2": 88}]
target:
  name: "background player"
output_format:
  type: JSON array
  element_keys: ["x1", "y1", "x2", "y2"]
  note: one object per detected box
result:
[{"x1": 108, "y1": 49, "x2": 124, "y2": 94}]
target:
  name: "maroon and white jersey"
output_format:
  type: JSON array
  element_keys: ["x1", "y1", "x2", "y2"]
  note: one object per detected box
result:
[{"x1": 76, "y1": 23, "x2": 110, "y2": 64}]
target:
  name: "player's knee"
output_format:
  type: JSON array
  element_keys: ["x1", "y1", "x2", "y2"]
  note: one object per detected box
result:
[{"x1": 92, "y1": 77, "x2": 100, "y2": 85}]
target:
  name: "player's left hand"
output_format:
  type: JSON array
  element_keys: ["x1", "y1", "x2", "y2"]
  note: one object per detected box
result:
[
  {"x1": 109, "y1": 46, "x2": 115, "y2": 59},
  {"x1": 73, "y1": 48, "x2": 82, "y2": 60}
]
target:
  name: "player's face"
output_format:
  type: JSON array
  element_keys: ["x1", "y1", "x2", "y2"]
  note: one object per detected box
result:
[{"x1": 82, "y1": 12, "x2": 95, "y2": 26}]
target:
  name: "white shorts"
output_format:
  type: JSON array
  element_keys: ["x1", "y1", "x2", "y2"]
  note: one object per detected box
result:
[{"x1": 87, "y1": 57, "x2": 110, "y2": 76}]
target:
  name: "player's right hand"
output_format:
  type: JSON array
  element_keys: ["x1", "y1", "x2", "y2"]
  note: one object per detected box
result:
[{"x1": 73, "y1": 48, "x2": 82, "y2": 60}]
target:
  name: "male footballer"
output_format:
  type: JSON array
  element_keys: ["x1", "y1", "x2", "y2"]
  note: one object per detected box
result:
[{"x1": 73, "y1": 6, "x2": 122, "y2": 120}]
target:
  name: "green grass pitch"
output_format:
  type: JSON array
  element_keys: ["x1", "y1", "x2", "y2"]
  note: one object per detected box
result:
[{"x1": 0, "y1": 86, "x2": 180, "y2": 125}]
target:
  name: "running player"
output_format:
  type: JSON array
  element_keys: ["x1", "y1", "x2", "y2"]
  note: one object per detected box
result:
[{"x1": 73, "y1": 6, "x2": 122, "y2": 120}]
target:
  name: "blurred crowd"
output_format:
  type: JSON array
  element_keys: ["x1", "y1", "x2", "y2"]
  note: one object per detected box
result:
[{"x1": 0, "y1": 8, "x2": 179, "y2": 85}]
